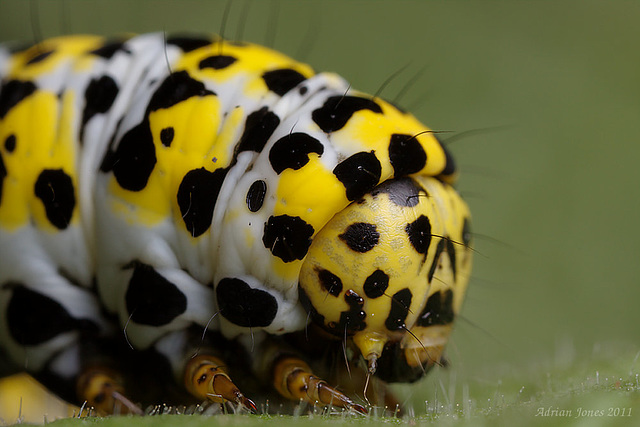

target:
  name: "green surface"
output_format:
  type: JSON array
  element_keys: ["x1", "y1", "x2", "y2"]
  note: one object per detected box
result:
[
  {"x1": 14, "y1": 346, "x2": 640, "y2": 426},
  {"x1": 1, "y1": 0, "x2": 639, "y2": 424}
]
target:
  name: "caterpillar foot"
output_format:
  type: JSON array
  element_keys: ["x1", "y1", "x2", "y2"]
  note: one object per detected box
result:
[
  {"x1": 76, "y1": 367, "x2": 143, "y2": 415},
  {"x1": 272, "y1": 356, "x2": 367, "y2": 415},
  {"x1": 185, "y1": 355, "x2": 257, "y2": 413}
]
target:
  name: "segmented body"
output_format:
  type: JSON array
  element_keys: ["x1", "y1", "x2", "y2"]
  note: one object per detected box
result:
[{"x1": 0, "y1": 34, "x2": 472, "y2": 410}]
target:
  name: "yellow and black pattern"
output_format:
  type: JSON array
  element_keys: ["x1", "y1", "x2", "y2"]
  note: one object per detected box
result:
[{"x1": 0, "y1": 34, "x2": 472, "y2": 413}]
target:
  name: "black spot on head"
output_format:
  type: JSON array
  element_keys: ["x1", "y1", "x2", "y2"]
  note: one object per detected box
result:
[
  {"x1": 160, "y1": 127, "x2": 174, "y2": 147},
  {"x1": 90, "y1": 41, "x2": 129, "y2": 58},
  {"x1": 262, "y1": 215, "x2": 314, "y2": 262},
  {"x1": 34, "y1": 169, "x2": 76, "y2": 230},
  {"x1": 235, "y1": 107, "x2": 281, "y2": 153},
  {"x1": 101, "y1": 121, "x2": 156, "y2": 191},
  {"x1": 216, "y1": 277, "x2": 278, "y2": 327},
  {"x1": 148, "y1": 71, "x2": 214, "y2": 112},
  {"x1": 428, "y1": 239, "x2": 446, "y2": 283},
  {"x1": 0, "y1": 152, "x2": 6, "y2": 203},
  {"x1": 416, "y1": 289, "x2": 455, "y2": 327},
  {"x1": 385, "y1": 288, "x2": 412, "y2": 331},
  {"x1": 438, "y1": 136, "x2": 457, "y2": 177},
  {"x1": 262, "y1": 69, "x2": 307, "y2": 96},
  {"x1": 125, "y1": 262, "x2": 187, "y2": 326},
  {"x1": 317, "y1": 269, "x2": 343, "y2": 297},
  {"x1": 246, "y1": 180, "x2": 267, "y2": 212},
  {"x1": 81, "y1": 75, "x2": 119, "y2": 142},
  {"x1": 4, "y1": 134, "x2": 16, "y2": 153},
  {"x1": 445, "y1": 238, "x2": 457, "y2": 280},
  {"x1": 268, "y1": 133, "x2": 324, "y2": 174},
  {"x1": 312, "y1": 95, "x2": 383, "y2": 133},
  {"x1": 337, "y1": 290, "x2": 367, "y2": 335},
  {"x1": 26, "y1": 50, "x2": 53, "y2": 65},
  {"x1": 363, "y1": 269, "x2": 389, "y2": 299},
  {"x1": 388, "y1": 133, "x2": 427, "y2": 177},
  {"x1": 299, "y1": 86, "x2": 308, "y2": 95},
  {"x1": 0, "y1": 80, "x2": 37, "y2": 119},
  {"x1": 427, "y1": 237, "x2": 457, "y2": 283},
  {"x1": 372, "y1": 177, "x2": 424, "y2": 207},
  {"x1": 462, "y1": 217, "x2": 472, "y2": 249},
  {"x1": 405, "y1": 215, "x2": 432, "y2": 255},
  {"x1": 333, "y1": 151, "x2": 382, "y2": 201},
  {"x1": 6, "y1": 284, "x2": 97, "y2": 346},
  {"x1": 428, "y1": 236, "x2": 457, "y2": 282},
  {"x1": 177, "y1": 167, "x2": 228, "y2": 237},
  {"x1": 298, "y1": 284, "x2": 325, "y2": 326},
  {"x1": 375, "y1": 341, "x2": 430, "y2": 383},
  {"x1": 199, "y1": 55, "x2": 237, "y2": 70},
  {"x1": 166, "y1": 36, "x2": 212, "y2": 52},
  {"x1": 339, "y1": 222, "x2": 379, "y2": 253}
]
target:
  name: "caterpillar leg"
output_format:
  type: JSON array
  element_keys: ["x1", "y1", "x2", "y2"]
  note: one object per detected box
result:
[
  {"x1": 76, "y1": 367, "x2": 143, "y2": 415},
  {"x1": 184, "y1": 355, "x2": 257, "y2": 413},
  {"x1": 272, "y1": 355, "x2": 367, "y2": 414}
]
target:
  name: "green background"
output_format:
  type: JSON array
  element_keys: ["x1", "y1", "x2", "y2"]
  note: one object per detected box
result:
[{"x1": 0, "y1": 0, "x2": 639, "y2": 423}]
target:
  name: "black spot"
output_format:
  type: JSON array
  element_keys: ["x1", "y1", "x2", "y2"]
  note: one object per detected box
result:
[
  {"x1": 34, "y1": 169, "x2": 76, "y2": 230},
  {"x1": 199, "y1": 55, "x2": 237, "y2": 70},
  {"x1": 262, "y1": 215, "x2": 314, "y2": 262},
  {"x1": 6, "y1": 284, "x2": 96, "y2": 346},
  {"x1": 216, "y1": 277, "x2": 278, "y2": 327},
  {"x1": 148, "y1": 71, "x2": 214, "y2": 112},
  {"x1": 339, "y1": 222, "x2": 379, "y2": 253},
  {"x1": 81, "y1": 75, "x2": 119, "y2": 142},
  {"x1": 312, "y1": 95, "x2": 383, "y2": 133},
  {"x1": 427, "y1": 237, "x2": 457, "y2": 283},
  {"x1": 0, "y1": 80, "x2": 36, "y2": 119},
  {"x1": 372, "y1": 177, "x2": 424, "y2": 207},
  {"x1": 428, "y1": 239, "x2": 446, "y2": 283},
  {"x1": 405, "y1": 215, "x2": 431, "y2": 255},
  {"x1": 363, "y1": 269, "x2": 389, "y2": 298},
  {"x1": 101, "y1": 72, "x2": 213, "y2": 186},
  {"x1": 446, "y1": 238, "x2": 457, "y2": 280},
  {"x1": 246, "y1": 180, "x2": 267, "y2": 212},
  {"x1": 177, "y1": 167, "x2": 228, "y2": 237},
  {"x1": 262, "y1": 69, "x2": 307, "y2": 96},
  {"x1": 388, "y1": 133, "x2": 427, "y2": 177},
  {"x1": 299, "y1": 86, "x2": 308, "y2": 95},
  {"x1": 376, "y1": 341, "x2": 430, "y2": 383},
  {"x1": 0, "y1": 152, "x2": 6, "y2": 203},
  {"x1": 166, "y1": 36, "x2": 212, "y2": 52},
  {"x1": 317, "y1": 269, "x2": 343, "y2": 297},
  {"x1": 417, "y1": 289, "x2": 455, "y2": 327},
  {"x1": 298, "y1": 284, "x2": 325, "y2": 326},
  {"x1": 26, "y1": 50, "x2": 53, "y2": 65},
  {"x1": 235, "y1": 107, "x2": 281, "y2": 153},
  {"x1": 90, "y1": 41, "x2": 128, "y2": 58},
  {"x1": 385, "y1": 288, "x2": 412, "y2": 331},
  {"x1": 125, "y1": 263, "x2": 188, "y2": 326},
  {"x1": 269, "y1": 133, "x2": 324, "y2": 174},
  {"x1": 462, "y1": 218, "x2": 472, "y2": 248},
  {"x1": 435, "y1": 136, "x2": 456, "y2": 177},
  {"x1": 4, "y1": 134, "x2": 16, "y2": 153},
  {"x1": 333, "y1": 151, "x2": 382, "y2": 201},
  {"x1": 102, "y1": 121, "x2": 156, "y2": 191},
  {"x1": 160, "y1": 127, "x2": 174, "y2": 147},
  {"x1": 337, "y1": 290, "x2": 367, "y2": 335}
]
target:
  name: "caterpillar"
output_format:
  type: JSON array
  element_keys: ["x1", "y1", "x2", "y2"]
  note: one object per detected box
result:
[{"x1": 0, "y1": 33, "x2": 472, "y2": 415}]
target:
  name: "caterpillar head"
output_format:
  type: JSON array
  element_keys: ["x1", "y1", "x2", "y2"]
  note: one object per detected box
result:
[{"x1": 299, "y1": 176, "x2": 472, "y2": 382}]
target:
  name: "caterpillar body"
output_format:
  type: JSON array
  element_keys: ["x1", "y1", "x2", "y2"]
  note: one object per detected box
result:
[{"x1": 0, "y1": 33, "x2": 472, "y2": 414}]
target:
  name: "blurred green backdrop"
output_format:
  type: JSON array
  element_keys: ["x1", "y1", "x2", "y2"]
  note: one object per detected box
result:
[{"x1": 0, "y1": 0, "x2": 639, "y2": 419}]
